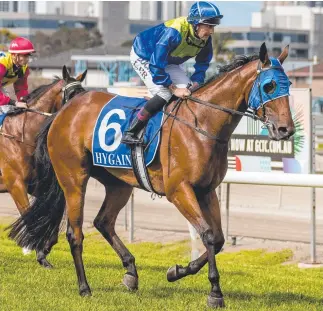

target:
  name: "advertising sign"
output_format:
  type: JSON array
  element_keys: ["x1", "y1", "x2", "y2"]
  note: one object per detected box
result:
[{"x1": 228, "y1": 89, "x2": 311, "y2": 174}]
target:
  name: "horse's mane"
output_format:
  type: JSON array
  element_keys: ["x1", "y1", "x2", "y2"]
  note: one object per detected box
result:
[
  {"x1": 195, "y1": 54, "x2": 259, "y2": 91},
  {"x1": 24, "y1": 76, "x2": 61, "y2": 103}
]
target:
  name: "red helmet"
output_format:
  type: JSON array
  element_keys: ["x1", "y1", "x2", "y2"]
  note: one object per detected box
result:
[{"x1": 8, "y1": 37, "x2": 35, "y2": 54}]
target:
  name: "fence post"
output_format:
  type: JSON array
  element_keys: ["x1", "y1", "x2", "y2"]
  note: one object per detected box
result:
[
  {"x1": 188, "y1": 221, "x2": 199, "y2": 261},
  {"x1": 225, "y1": 183, "x2": 230, "y2": 241},
  {"x1": 124, "y1": 201, "x2": 128, "y2": 231},
  {"x1": 129, "y1": 190, "x2": 134, "y2": 243},
  {"x1": 310, "y1": 107, "x2": 317, "y2": 263}
]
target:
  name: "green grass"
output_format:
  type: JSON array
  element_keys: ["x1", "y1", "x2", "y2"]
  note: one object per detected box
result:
[{"x1": 0, "y1": 224, "x2": 322, "y2": 311}]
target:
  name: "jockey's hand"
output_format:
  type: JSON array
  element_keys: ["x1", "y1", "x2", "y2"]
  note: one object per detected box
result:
[
  {"x1": 190, "y1": 82, "x2": 199, "y2": 92},
  {"x1": 172, "y1": 87, "x2": 191, "y2": 99},
  {"x1": 15, "y1": 101, "x2": 28, "y2": 108}
]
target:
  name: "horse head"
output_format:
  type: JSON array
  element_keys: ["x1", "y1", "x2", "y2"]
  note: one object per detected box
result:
[
  {"x1": 25, "y1": 65, "x2": 87, "y2": 113},
  {"x1": 58, "y1": 65, "x2": 87, "y2": 111},
  {"x1": 247, "y1": 42, "x2": 295, "y2": 140}
]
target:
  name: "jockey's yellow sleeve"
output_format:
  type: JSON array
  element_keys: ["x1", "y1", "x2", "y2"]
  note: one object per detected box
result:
[
  {"x1": 132, "y1": 17, "x2": 213, "y2": 87},
  {"x1": 0, "y1": 52, "x2": 29, "y2": 105}
]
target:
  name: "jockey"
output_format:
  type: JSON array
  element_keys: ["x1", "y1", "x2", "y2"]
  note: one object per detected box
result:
[
  {"x1": 121, "y1": 1, "x2": 223, "y2": 145},
  {"x1": 0, "y1": 37, "x2": 35, "y2": 112}
]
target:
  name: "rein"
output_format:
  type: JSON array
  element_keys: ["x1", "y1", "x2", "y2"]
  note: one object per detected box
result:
[
  {"x1": 23, "y1": 108, "x2": 52, "y2": 116},
  {"x1": 187, "y1": 95, "x2": 264, "y2": 122},
  {"x1": 153, "y1": 60, "x2": 285, "y2": 142},
  {"x1": 153, "y1": 93, "x2": 267, "y2": 144}
]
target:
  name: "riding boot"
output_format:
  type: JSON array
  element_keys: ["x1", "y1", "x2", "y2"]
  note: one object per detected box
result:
[
  {"x1": 121, "y1": 95, "x2": 167, "y2": 145},
  {"x1": 121, "y1": 115, "x2": 148, "y2": 145}
]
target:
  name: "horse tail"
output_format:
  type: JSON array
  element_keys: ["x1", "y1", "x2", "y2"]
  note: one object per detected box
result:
[{"x1": 8, "y1": 114, "x2": 66, "y2": 250}]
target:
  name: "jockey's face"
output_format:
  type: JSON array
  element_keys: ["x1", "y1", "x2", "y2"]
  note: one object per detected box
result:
[
  {"x1": 196, "y1": 24, "x2": 215, "y2": 40},
  {"x1": 12, "y1": 54, "x2": 30, "y2": 67}
]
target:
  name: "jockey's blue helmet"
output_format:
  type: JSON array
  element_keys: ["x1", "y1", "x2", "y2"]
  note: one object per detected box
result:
[{"x1": 187, "y1": 1, "x2": 223, "y2": 26}]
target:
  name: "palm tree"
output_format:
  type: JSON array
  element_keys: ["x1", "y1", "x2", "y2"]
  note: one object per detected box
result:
[{"x1": 0, "y1": 29, "x2": 17, "y2": 51}]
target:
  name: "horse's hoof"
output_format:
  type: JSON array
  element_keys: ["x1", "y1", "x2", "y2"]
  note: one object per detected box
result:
[
  {"x1": 207, "y1": 295, "x2": 225, "y2": 308},
  {"x1": 38, "y1": 259, "x2": 53, "y2": 269},
  {"x1": 122, "y1": 273, "x2": 138, "y2": 291},
  {"x1": 79, "y1": 288, "x2": 92, "y2": 297},
  {"x1": 167, "y1": 264, "x2": 181, "y2": 282}
]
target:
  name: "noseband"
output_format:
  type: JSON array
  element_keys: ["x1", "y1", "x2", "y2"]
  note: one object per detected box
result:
[{"x1": 62, "y1": 81, "x2": 85, "y2": 106}]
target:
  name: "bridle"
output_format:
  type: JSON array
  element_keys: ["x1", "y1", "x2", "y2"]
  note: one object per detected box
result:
[
  {"x1": 21, "y1": 80, "x2": 85, "y2": 117},
  {"x1": 189, "y1": 61, "x2": 286, "y2": 123},
  {"x1": 61, "y1": 81, "x2": 85, "y2": 106},
  {"x1": 153, "y1": 61, "x2": 289, "y2": 145}
]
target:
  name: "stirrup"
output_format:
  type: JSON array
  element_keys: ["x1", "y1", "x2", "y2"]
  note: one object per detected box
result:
[{"x1": 121, "y1": 133, "x2": 145, "y2": 146}]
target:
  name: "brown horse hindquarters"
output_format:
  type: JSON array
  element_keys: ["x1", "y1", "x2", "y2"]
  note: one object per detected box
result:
[{"x1": 47, "y1": 91, "x2": 142, "y2": 295}]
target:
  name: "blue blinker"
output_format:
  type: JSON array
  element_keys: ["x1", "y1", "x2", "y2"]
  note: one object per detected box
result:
[{"x1": 248, "y1": 57, "x2": 291, "y2": 110}]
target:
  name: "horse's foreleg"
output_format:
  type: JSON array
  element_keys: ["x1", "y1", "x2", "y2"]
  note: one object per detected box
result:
[
  {"x1": 35, "y1": 226, "x2": 60, "y2": 269},
  {"x1": 167, "y1": 251, "x2": 208, "y2": 282},
  {"x1": 167, "y1": 182, "x2": 225, "y2": 308},
  {"x1": 199, "y1": 190, "x2": 225, "y2": 308},
  {"x1": 2, "y1": 168, "x2": 55, "y2": 268},
  {"x1": 93, "y1": 179, "x2": 137, "y2": 290}
]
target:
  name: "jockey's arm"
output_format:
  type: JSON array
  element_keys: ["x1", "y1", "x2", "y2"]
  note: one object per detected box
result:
[
  {"x1": 13, "y1": 67, "x2": 29, "y2": 102},
  {"x1": 0, "y1": 63, "x2": 15, "y2": 106},
  {"x1": 149, "y1": 27, "x2": 181, "y2": 88},
  {"x1": 190, "y1": 37, "x2": 213, "y2": 85}
]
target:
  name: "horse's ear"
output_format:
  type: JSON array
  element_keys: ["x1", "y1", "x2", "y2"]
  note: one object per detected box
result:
[
  {"x1": 259, "y1": 42, "x2": 269, "y2": 65},
  {"x1": 62, "y1": 65, "x2": 70, "y2": 81},
  {"x1": 278, "y1": 45, "x2": 289, "y2": 64},
  {"x1": 76, "y1": 69, "x2": 87, "y2": 83}
]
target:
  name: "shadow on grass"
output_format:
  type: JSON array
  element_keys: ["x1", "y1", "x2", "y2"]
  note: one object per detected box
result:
[
  {"x1": 94, "y1": 285, "x2": 321, "y2": 307},
  {"x1": 226, "y1": 290, "x2": 320, "y2": 305}
]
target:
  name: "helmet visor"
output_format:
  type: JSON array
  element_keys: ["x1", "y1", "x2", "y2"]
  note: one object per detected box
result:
[{"x1": 200, "y1": 17, "x2": 221, "y2": 26}]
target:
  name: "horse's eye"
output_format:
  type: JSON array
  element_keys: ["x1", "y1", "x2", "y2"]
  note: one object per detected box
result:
[{"x1": 263, "y1": 80, "x2": 276, "y2": 94}]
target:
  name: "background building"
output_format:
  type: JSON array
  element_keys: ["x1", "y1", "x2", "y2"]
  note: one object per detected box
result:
[
  {"x1": 252, "y1": 1, "x2": 323, "y2": 60},
  {"x1": 218, "y1": 26, "x2": 309, "y2": 61}
]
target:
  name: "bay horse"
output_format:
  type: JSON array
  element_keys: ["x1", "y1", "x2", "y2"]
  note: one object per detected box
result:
[
  {"x1": 9, "y1": 43, "x2": 295, "y2": 307},
  {"x1": 1, "y1": 65, "x2": 87, "y2": 267}
]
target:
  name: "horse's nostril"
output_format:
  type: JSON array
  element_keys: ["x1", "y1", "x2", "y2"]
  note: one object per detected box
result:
[{"x1": 278, "y1": 127, "x2": 288, "y2": 135}]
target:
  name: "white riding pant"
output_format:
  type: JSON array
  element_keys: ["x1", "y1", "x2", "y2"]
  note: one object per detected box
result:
[{"x1": 130, "y1": 47, "x2": 191, "y2": 101}]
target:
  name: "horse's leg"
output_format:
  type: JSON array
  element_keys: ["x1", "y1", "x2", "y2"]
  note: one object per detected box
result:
[
  {"x1": 168, "y1": 183, "x2": 225, "y2": 308},
  {"x1": 167, "y1": 252, "x2": 208, "y2": 282},
  {"x1": 62, "y1": 173, "x2": 91, "y2": 296},
  {"x1": 35, "y1": 227, "x2": 60, "y2": 268},
  {"x1": 2, "y1": 167, "x2": 55, "y2": 268},
  {"x1": 198, "y1": 190, "x2": 225, "y2": 308},
  {"x1": 93, "y1": 179, "x2": 136, "y2": 290},
  {"x1": 167, "y1": 191, "x2": 224, "y2": 283}
]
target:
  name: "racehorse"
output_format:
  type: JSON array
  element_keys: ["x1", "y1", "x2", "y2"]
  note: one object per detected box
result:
[
  {"x1": 9, "y1": 43, "x2": 295, "y2": 308},
  {"x1": 1, "y1": 65, "x2": 86, "y2": 267}
]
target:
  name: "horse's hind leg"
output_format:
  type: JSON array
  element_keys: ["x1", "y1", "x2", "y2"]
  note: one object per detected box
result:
[
  {"x1": 93, "y1": 177, "x2": 136, "y2": 290},
  {"x1": 63, "y1": 173, "x2": 91, "y2": 297}
]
